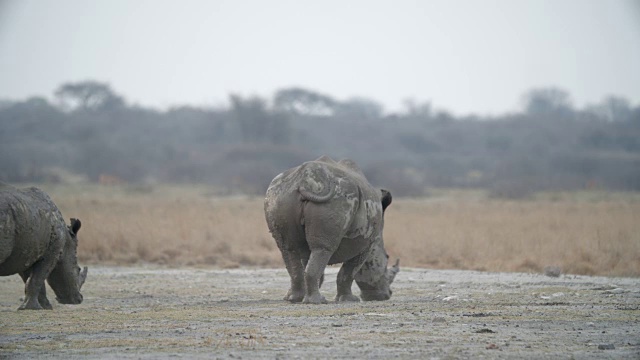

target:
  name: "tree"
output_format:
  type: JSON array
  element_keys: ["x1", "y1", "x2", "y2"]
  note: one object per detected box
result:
[
  {"x1": 402, "y1": 98, "x2": 432, "y2": 118},
  {"x1": 273, "y1": 87, "x2": 337, "y2": 116},
  {"x1": 230, "y1": 94, "x2": 291, "y2": 144},
  {"x1": 335, "y1": 97, "x2": 384, "y2": 119},
  {"x1": 55, "y1": 81, "x2": 125, "y2": 111},
  {"x1": 522, "y1": 87, "x2": 573, "y2": 117},
  {"x1": 587, "y1": 96, "x2": 633, "y2": 122},
  {"x1": 0, "y1": 96, "x2": 64, "y2": 141}
]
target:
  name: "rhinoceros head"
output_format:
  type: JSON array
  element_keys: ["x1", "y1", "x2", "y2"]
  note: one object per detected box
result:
[
  {"x1": 355, "y1": 246, "x2": 400, "y2": 301},
  {"x1": 354, "y1": 189, "x2": 399, "y2": 301},
  {"x1": 47, "y1": 218, "x2": 88, "y2": 304}
]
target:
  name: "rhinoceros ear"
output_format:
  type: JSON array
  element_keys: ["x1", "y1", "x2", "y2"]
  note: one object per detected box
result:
[
  {"x1": 69, "y1": 218, "x2": 82, "y2": 236},
  {"x1": 381, "y1": 189, "x2": 392, "y2": 211}
]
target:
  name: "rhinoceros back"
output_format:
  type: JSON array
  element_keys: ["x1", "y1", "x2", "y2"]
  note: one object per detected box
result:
[
  {"x1": 0, "y1": 186, "x2": 64, "y2": 275},
  {"x1": 0, "y1": 185, "x2": 21, "y2": 265},
  {"x1": 265, "y1": 157, "x2": 381, "y2": 240},
  {"x1": 266, "y1": 158, "x2": 375, "y2": 205}
]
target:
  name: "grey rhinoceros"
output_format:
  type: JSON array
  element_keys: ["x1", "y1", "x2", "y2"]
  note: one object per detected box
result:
[
  {"x1": 264, "y1": 156, "x2": 399, "y2": 304},
  {"x1": 0, "y1": 183, "x2": 88, "y2": 310}
]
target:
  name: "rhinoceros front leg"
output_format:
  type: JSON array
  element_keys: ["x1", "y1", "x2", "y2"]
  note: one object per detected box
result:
[
  {"x1": 18, "y1": 258, "x2": 54, "y2": 310},
  {"x1": 19, "y1": 271, "x2": 52, "y2": 310},
  {"x1": 335, "y1": 252, "x2": 369, "y2": 302}
]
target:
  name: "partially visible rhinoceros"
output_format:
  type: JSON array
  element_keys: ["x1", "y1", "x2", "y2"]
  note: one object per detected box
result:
[
  {"x1": 264, "y1": 156, "x2": 399, "y2": 304},
  {"x1": 0, "y1": 183, "x2": 88, "y2": 310}
]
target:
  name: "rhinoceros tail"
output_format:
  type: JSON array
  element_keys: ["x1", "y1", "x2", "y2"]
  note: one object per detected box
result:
[{"x1": 298, "y1": 181, "x2": 335, "y2": 203}]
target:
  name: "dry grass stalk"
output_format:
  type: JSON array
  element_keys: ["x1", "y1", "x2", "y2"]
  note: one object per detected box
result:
[{"x1": 39, "y1": 184, "x2": 640, "y2": 277}]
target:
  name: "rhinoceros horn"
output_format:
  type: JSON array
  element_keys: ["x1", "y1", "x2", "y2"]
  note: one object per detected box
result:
[
  {"x1": 78, "y1": 266, "x2": 88, "y2": 289},
  {"x1": 386, "y1": 259, "x2": 400, "y2": 284}
]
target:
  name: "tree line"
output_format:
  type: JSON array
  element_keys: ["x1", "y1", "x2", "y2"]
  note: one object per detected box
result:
[{"x1": 1, "y1": 81, "x2": 639, "y2": 197}]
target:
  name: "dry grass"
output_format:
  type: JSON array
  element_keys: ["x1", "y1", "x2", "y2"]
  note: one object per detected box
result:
[
  {"x1": 385, "y1": 190, "x2": 640, "y2": 277},
  {"x1": 39, "y1": 183, "x2": 281, "y2": 269},
  {"x1": 34, "y1": 184, "x2": 640, "y2": 277}
]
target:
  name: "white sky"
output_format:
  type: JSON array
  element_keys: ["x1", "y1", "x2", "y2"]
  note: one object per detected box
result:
[{"x1": 0, "y1": 0, "x2": 639, "y2": 115}]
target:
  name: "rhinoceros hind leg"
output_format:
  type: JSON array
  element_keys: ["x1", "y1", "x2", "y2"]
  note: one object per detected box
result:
[
  {"x1": 280, "y1": 249, "x2": 306, "y2": 303},
  {"x1": 302, "y1": 249, "x2": 332, "y2": 304},
  {"x1": 284, "y1": 288, "x2": 304, "y2": 303},
  {"x1": 301, "y1": 253, "x2": 324, "y2": 289},
  {"x1": 303, "y1": 292, "x2": 328, "y2": 304}
]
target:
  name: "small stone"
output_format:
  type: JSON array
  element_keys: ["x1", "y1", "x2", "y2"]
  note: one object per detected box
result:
[
  {"x1": 476, "y1": 328, "x2": 496, "y2": 333},
  {"x1": 603, "y1": 288, "x2": 627, "y2": 294},
  {"x1": 544, "y1": 266, "x2": 562, "y2": 277},
  {"x1": 598, "y1": 344, "x2": 615, "y2": 350}
]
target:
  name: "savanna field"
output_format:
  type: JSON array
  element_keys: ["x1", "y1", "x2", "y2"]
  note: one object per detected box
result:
[
  {"x1": 3, "y1": 183, "x2": 640, "y2": 359},
  {"x1": 33, "y1": 183, "x2": 640, "y2": 278}
]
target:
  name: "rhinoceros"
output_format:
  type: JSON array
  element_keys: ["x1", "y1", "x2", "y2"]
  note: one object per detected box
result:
[
  {"x1": 264, "y1": 156, "x2": 399, "y2": 304},
  {"x1": 0, "y1": 183, "x2": 88, "y2": 310}
]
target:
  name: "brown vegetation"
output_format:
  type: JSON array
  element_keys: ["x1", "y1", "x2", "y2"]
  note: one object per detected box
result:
[{"x1": 42, "y1": 184, "x2": 640, "y2": 277}]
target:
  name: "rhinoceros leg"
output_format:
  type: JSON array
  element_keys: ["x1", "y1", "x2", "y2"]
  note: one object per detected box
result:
[
  {"x1": 37, "y1": 285, "x2": 53, "y2": 309},
  {"x1": 303, "y1": 249, "x2": 332, "y2": 304},
  {"x1": 281, "y1": 249, "x2": 306, "y2": 303},
  {"x1": 18, "y1": 273, "x2": 44, "y2": 310},
  {"x1": 19, "y1": 271, "x2": 52, "y2": 310},
  {"x1": 301, "y1": 203, "x2": 350, "y2": 304},
  {"x1": 335, "y1": 252, "x2": 369, "y2": 302},
  {"x1": 18, "y1": 257, "x2": 56, "y2": 310},
  {"x1": 302, "y1": 251, "x2": 324, "y2": 289}
]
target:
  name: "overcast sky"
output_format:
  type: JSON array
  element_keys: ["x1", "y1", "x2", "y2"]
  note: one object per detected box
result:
[{"x1": 0, "y1": 0, "x2": 639, "y2": 115}]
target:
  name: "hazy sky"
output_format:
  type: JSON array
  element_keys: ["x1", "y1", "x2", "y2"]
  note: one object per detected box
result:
[{"x1": 1, "y1": 0, "x2": 639, "y2": 115}]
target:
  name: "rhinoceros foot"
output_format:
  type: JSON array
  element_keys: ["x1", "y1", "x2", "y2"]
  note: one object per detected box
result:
[
  {"x1": 18, "y1": 298, "x2": 46, "y2": 310},
  {"x1": 335, "y1": 294, "x2": 360, "y2": 302},
  {"x1": 39, "y1": 293, "x2": 53, "y2": 309},
  {"x1": 40, "y1": 299, "x2": 53, "y2": 310},
  {"x1": 303, "y1": 293, "x2": 328, "y2": 304},
  {"x1": 284, "y1": 289, "x2": 304, "y2": 303}
]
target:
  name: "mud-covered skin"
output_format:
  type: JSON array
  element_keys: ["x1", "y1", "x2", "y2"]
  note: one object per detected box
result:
[
  {"x1": 264, "y1": 156, "x2": 399, "y2": 304},
  {"x1": 0, "y1": 183, "x2": 87, "y2": 310}
]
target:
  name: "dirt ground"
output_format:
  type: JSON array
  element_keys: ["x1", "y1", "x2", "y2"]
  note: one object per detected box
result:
[{"x1": 1, "y1": 266, "x2": 639, "y2": 359}]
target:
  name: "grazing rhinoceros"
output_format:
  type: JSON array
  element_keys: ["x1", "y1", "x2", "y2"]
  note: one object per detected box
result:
[
  {"x1": 0, "y1": 183, "x2": 88, "y2": 310},
  {"x1": 264, "y1": 156, "x2": 399, "y2": 304}
]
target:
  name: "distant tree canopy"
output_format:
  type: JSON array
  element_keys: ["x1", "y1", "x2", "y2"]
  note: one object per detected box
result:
[
  {"x1": 55, "y1": 81, "x2": 125, "y2": 111},
  {"x1": 274, "y1": 88, "x2": 337, "y2": 116},
  {"x1": 230, "y1": 94, "x2": 291, "y2": 145},
  {"x1": 587, "y1": 96, "x2": 636, "y2": 123},
  {"x1": 1, "y1": 81, "x2": 639, "y2": 196},
  {"x1": 523, "y1": 87, "x2": 573, "y2": 117},
  {"x1": 335, "y1": 97, "x2": 384, "y2": 120}
]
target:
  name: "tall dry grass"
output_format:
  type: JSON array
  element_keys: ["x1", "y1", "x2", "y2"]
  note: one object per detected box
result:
[
  {"x1": 38, "y1": 184, "x2": 640, "y2": 277},
  {"x1": 384, "y1": 191, "x2": 640, "y2": 277}
]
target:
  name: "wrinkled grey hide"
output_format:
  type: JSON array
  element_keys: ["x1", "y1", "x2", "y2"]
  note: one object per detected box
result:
[
  {"x1": 0, "y1": 183, "x2": 88, "y2": 310},
  {"x1": 264, "y1": 156, "x2": 399, "y2": 304}
]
